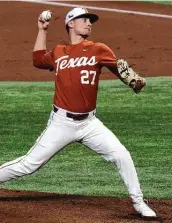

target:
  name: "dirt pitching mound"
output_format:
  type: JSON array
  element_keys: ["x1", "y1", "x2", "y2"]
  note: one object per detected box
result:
[{"x1": 0, "y1": 189, "x2": 171, "y2": 223}]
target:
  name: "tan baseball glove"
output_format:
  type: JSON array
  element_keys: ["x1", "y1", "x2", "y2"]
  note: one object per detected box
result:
[{"x1": 117, "y1": 59, "x2": 146, "y2": 93}]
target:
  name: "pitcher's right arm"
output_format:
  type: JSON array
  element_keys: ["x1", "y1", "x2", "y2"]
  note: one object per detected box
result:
[{"x1": 33, "y1": 12, "x2": 54, "y2": 70}]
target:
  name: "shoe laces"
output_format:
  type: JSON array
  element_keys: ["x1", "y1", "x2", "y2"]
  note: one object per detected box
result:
[
  {"x1": 144, "y1": 199, "x2": 148, "y2": 204},
  {"x1": 139, "y1": 200, "x2": 152, "y2": 212}
]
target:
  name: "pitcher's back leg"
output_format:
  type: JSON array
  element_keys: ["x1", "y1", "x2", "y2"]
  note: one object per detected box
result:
[{"x1": 0, "y1": 119, "x2": 75, "y2": 182}]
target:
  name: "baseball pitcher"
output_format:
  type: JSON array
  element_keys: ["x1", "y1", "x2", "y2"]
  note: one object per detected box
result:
[{"x1": 0, "y1": 8, "x2": 156, "y2": 218}]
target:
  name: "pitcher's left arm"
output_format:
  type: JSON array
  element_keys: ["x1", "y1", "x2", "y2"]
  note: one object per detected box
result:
[{"x1": 98, "y1": 43, "x2": 146, "y2": 93}]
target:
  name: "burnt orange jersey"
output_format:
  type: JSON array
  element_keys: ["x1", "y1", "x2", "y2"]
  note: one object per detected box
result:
[{"x1": 33, "y1": 40, "x2": 118, "y2": 113}]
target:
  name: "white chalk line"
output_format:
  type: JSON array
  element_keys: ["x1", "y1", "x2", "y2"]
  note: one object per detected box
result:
[{"x1": 11, "y1": 0, "x2": 172, "y2": 19}]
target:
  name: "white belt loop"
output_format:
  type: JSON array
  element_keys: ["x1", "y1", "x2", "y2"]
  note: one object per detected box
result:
[{"x1": 88, "y1": 109, "x2": 96, "y2": 118}]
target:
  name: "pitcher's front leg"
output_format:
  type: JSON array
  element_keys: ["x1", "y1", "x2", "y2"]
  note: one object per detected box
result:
[{"x1": 82, "y1": 117, "x2": 143, "y2": 203}]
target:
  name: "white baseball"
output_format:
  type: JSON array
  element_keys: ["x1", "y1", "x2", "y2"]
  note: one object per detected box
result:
[{"x1": 41, "y1": 10, "x2": 52, "y2": 21}]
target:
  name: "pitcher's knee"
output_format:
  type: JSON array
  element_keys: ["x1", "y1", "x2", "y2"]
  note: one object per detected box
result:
[
  {"x1": 20, "y1": 158, "x2": 41, "y2": 175},
  {"x1": 106, "y1": 147, "x2": 132, "y2": 164},
  {"x1": 0, "y1": 156, "x2": 43, "y2": 182}
]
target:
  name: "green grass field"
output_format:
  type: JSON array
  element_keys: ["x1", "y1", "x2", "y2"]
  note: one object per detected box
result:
[
  {"x1": 146, "y1": 0, "x2": 172, "y2": 5},
  {"x1": 0, "y1": 77, "x2": 171, "y2": 199}
]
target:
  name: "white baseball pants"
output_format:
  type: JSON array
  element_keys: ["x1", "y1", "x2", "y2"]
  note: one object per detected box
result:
[{"x1": 0, "y1": 108, "x2": 143, "y2": 203}]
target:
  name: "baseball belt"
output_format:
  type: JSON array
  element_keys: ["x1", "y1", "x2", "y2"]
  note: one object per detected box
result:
[{"x1": 53, "y1": 105, "x2": 89, "y2": 121}]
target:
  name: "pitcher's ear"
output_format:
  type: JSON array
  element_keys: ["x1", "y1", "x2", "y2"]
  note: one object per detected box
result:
[{"x1": 68, "y1": 20, "x2": 74, "y2": 28}]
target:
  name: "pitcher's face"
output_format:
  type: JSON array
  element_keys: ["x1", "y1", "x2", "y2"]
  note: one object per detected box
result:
[{"x1": 70, "y1": 17, "x2": 92, "y2": 37}]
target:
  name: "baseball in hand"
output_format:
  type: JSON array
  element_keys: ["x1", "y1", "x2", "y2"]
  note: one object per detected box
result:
[{"x1": 41, "y1": 10, "x2": 52, "y2": 21}]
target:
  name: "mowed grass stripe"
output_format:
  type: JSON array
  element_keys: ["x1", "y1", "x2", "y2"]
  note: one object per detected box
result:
[
  {"x1": 151, "y1": 1, "x2": 172, "y2": 5},
  {"x1": 0, "y1": 77, "x2": 171, "y2": 198}
]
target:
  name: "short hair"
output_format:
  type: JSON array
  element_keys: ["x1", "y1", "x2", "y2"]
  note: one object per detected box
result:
[{"x1": 66, "y1": 24, "x2": 69, "y2": 34}]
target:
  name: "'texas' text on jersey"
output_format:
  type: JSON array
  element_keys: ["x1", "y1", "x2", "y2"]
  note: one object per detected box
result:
[{"x1": 33, "y1": 40, "x2": 117, "y2": 113}]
